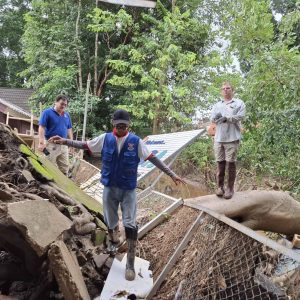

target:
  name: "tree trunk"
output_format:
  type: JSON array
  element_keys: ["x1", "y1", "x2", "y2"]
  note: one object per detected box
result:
[
  {"x1": 76, "y1": 0, "x2": 83, "y2": 91},
  {"x1": 152, "y1": 77, "x2": 164, "y2": 134}
]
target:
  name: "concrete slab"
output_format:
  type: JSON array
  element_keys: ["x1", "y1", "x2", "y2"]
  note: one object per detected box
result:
[
  {"x1": 49, "y1": 240, "x2": 91, "y2": 300},
  {"x1": 7, "y1": 200, "x2": 72, "y2": 256},
  {"x1": 97, "y1": 255, "x2": 153, "y2": 300}
]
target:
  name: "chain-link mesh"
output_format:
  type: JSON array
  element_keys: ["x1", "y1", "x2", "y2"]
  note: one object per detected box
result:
[
  {"x1": 137, "y1": 187, "x2": 153, "y2": 202},
  {"x1": 176, "y1": 214, "x2": 300, "y2": 300},
  {"x1": 137, "y1": 191, "x2": 174, "y2": 228}
]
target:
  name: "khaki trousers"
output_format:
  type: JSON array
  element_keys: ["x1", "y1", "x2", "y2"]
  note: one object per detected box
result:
[{"x1": 46, "y1": 142, "x2": 69, "y2": 175}]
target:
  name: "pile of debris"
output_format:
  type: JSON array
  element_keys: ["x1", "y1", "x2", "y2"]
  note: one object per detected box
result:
[
  {"x1": 0, "y1": 123, "x2": 110, "y2": 299},
  {"x1": 1, "y1": 122, "x2": 300, "y2": 300}
]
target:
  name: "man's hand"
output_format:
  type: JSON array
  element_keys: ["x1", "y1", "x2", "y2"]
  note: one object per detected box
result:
[
  {"x1": 215, "y1": 112, "x2": 222, "y2": 120},
  {"x1": 48, "y1": 135, "x2": 65, "y2": 144},
  {"x1": 216, "y1": 116, "x2": 227, "y2": 124},
  {"x1": 38, "y1": 142, "x2": 45, "y2": 152},
  {"x1": 171, "y1": 175, "x2": 186, "y2": 185}
]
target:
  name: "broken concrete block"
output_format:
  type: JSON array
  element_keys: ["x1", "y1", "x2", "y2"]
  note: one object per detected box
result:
[
  {"x1": 93, "y1": 253, "x2": 109, "y2": 271},
  {"x1": 49, "y1": 240, "x2": 90, "y2": 300},
  {"x1": 76, "y1": 251, "x2": 88, "y2": 266},
  {"x1": 7, "y1": 200, "x2": 72, "y2": 256}
]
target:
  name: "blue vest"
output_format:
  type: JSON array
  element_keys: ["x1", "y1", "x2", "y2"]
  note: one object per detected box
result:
[{"x1": 101, "y1": 133, "x2": 140, "y2": 190}]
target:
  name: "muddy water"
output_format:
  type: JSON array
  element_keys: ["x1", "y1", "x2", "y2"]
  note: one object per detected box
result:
[{"x1": 154, "y1": 174, "x2": 209, "y2": 199}]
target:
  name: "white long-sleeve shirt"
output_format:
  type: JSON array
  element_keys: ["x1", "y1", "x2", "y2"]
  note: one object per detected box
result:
[{"x1": 211, "y1": 98, "x2": 246, "y2": 142}]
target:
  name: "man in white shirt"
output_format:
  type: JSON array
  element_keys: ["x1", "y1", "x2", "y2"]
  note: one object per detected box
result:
[
  {"x1": 49, "y1": 109, "x2": 185, "y2": 281},
  {"x1": 211, "y1": 82, "x2": 246, "y2": 199}
]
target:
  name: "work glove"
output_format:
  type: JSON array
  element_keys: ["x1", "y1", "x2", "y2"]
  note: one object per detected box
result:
[
  {"x1": 216, "y1": 116, "x2": 227, "y2": 124},
  {"x1": 215, "y1": 112, "x2": 222, "y2": 120}
]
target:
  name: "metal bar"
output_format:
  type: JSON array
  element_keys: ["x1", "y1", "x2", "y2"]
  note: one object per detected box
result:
[
  {"x1": 138, "y1": 198, "x2": 183, "y2": 239},
  {"x1": 184, "y1": 202, "x2": 300, "y2": 262},
  {"x1": 99, "y1": 0, "x2": 156, "y2": 8},
  {"x1": 152, "y1": 190, "x2": 179, "y2": 202},
  {"x1": 146, "y1": 212, "x2": 204, "y2": 299}
]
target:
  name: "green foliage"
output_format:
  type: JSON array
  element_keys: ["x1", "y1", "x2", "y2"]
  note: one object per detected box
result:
[
  {"x1": 89, "y1": 1, "x2": 209, "y2": 133},
  {"x1": 225, "y1": 0, "x2": 300, "y2": 193},
  {"x1": 21, "y1": 0, "x2": 81, "y2": 102},
  {"x1": 176, "y1": 138, "x2": 215, "y2": 175},
  {"x1": 0, "y1": 0, "x2": 29, "y2": 86}
]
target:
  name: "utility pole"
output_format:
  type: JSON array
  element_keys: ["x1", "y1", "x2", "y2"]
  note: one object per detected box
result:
[{"x1": 82, "y1": 73, "x2": 91, "y2": 142}]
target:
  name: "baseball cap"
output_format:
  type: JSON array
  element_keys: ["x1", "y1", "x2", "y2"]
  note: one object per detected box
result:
[{"x1": 112, "y1": 109, "x2": 130, "y2": 125}]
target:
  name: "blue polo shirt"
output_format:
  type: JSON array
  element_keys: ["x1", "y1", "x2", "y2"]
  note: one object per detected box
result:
[{"x1": 39, "y1": 108, "x2": 72, "y2": 139}]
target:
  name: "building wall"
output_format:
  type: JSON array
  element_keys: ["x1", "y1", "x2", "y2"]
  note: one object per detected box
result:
[{"x1": 0, "y1": 111, "x2": 38, "y2": 134}]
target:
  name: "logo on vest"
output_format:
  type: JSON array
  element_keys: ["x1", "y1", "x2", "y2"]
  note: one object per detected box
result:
[{"x1": 128, "y1": 143, "x2": 135, "y2": 151}]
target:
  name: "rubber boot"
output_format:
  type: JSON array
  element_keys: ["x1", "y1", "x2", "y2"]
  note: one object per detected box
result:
[
  {"x1": 215, "y1": 161, "x2": 226, "y2": 197},
  {"x1": 224, "y1": 162, "x2": 236, "y2": 199},
  {"x1": 107, "y1": 225, "x2": 120, "y2": 244},
  {"x1": 125, "y1": 227, "x2": 138, "y2": 281},
  {"x1": 107, "y1": 225, "x2": 120, "y2": 254}
]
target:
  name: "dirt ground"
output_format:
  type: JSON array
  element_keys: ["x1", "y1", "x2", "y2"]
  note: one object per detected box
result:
[{"x1": 138, "y1": 206, "x2": 199, "y2": 280}]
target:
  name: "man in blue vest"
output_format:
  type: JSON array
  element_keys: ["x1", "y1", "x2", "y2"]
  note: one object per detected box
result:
[{"x1": 49, "y1": 109, "x2": 185, "y2": 281}]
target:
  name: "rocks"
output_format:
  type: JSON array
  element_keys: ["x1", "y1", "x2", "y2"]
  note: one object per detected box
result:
[
  {"x1": 49, "y1": 240, "x2": 91, "y2": 300},
  {"x1": 7, "y1": 200, "x2": 72, "y2": 256}
]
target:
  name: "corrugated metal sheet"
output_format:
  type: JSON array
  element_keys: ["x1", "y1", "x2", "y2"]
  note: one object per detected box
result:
[{"x1": 80, "y1": 129, "x2": 205, "y2": 203}]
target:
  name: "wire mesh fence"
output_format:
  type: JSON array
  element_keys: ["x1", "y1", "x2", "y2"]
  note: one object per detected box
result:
[
  {"x1": 177, "y1": 214, "x2": 300, "y2": 300},
  {"x1": 137, "y1": 190, "x2": 175, "y2": 228}
]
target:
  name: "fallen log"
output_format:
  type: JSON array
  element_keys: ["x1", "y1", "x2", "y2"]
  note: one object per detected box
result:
[{"x1": 184, "y1": 190, "x2": 300, "y2": 235}]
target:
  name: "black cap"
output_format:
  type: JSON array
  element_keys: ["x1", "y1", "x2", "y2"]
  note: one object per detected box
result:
[{"x1": 112, "y1": 109, "x2": 130, "y2": 125}]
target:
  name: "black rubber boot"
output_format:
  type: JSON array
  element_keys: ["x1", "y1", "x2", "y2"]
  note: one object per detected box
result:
[
  {"x1": 107, "y1": 225, "x2": 120, "y2": 244},
  {"x1": 216, "y1": 161, "x2": 226, "y2": 197},
  {"x1": 224, "y1": 162, "x2": 236, "y2": 199},
  {"x1": 125, "y1": 226, "x2": 138, "y2": 281},
  {"x1": 107, "y1": 225, "x2": 120, "y2": 255}
]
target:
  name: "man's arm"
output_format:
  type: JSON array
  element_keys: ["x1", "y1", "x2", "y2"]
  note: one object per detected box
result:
[
  {"x1": 210, "y1": 103, "x2": 222, "y2": 122},
  {"x1": 48, "y1": 136, "x2": 88, "y2": 150},
  {"x1": 38, "y1": 125, "x2": 46, "y2": 151},
  {"x1": 148, "y1": 155, "x2": 185, "y2": 185},
  {"x1": 139, "y1": 139, "x2": 185, "y2": 185},
  {"x1": 67, "y1": 128, "x2": 73, "y2": 140},
  {"x1": 227, "y1": 101, "x2": 246, "y2": 123}
]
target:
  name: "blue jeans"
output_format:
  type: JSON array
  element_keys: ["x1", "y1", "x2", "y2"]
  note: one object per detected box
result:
[{"x1": 103, "y1": 186, "x2": 137, "y2": 230}]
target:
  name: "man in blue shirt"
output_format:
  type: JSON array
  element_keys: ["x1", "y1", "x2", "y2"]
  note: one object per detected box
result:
[{"x1": 38, "y1": 95, "x2": 73, "y2": 175}]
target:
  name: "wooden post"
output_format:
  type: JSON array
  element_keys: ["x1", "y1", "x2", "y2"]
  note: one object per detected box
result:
[
  {"x1": 30, "y1": 111, "x2": 34, "y2": 136},
  {"x1": 6, "y1": 111, "x2": 9, "y2": 125}
]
